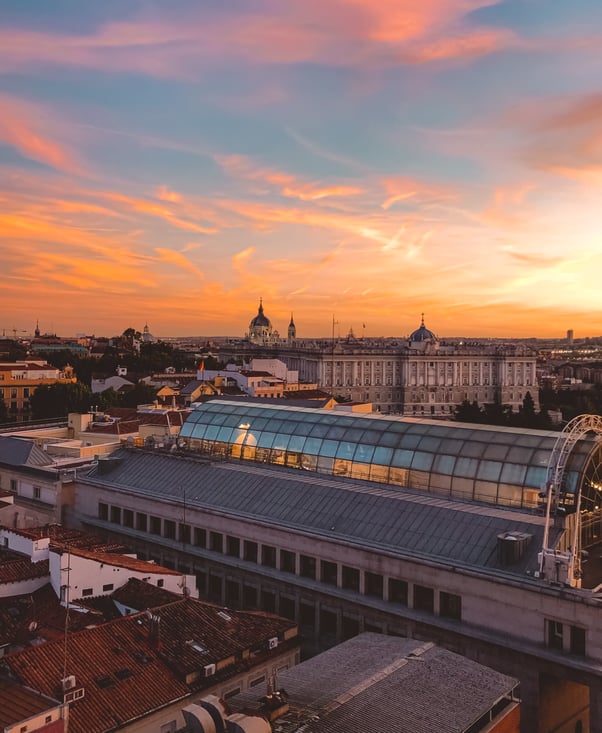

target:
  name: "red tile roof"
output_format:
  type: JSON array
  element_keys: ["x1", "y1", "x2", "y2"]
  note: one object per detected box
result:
[
  {"x1": 0, "y1": 678, "x2": 61, "y2": 729},
  {"x1": 4, "y1": 598, "x2": 298, "y2": 733},
  {"x1": 64, "y1": 547, "x2": 181, "y2": 576},
  {"x1": 111, "y1": 577, "x2": 181, "y2": 610},
  {"x1": 5, "y1": 614, "x2": 190, "y2": 733},
  {"x1": 0, "y1": 552, "x2": 49, "y2": 585},
  {"x1": 4, "y1": 525, "x2": 128, "y2": 554}
]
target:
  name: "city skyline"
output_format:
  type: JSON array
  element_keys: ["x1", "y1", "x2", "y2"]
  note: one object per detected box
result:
[{"x1": 2, "y1": 1, "x2": 602, "y2": 338}]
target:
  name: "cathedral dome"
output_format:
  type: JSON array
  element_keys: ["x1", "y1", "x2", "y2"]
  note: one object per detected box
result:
[
  {"x1": 249, "y1": 299, "x2": 272, "y2": 331},
  {"x1": 409, "y1": 315, "x2": 437, "y2": 343}
]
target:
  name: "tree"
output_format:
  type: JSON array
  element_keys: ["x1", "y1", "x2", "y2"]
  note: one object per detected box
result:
[
  {"x1": 0, "y1": 396, "x2": 9, "y2": 424},
  {"x1": 29, "y1": 382, "x2": 93, "y2": 420},
  {"x1": 454, "y1": 400, "x2": 483, "y2": 423},
  {"x1": 118, "y1": 382, "x2": 158, "y2": 408}
]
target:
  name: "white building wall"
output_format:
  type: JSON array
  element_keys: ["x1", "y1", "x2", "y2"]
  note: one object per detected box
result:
[
  {"x1": 0, "y1": 575, "x2": 49, "y2": 598},
  {"x1": 0, "y1": 528, "x2": 50, "y2": 562},
  {"x1": 49, "y1": 550, "x2": 195, "y2": 601}
]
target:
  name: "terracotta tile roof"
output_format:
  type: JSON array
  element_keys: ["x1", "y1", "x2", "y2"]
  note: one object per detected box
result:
[
  {"x1": 141, "y1": 599, "x2": 296, "y2": 680},
  {"x1": 111, "y1": 577, "x2": 181, "y2": 610},
  {"x1": 4, "y1": 598, "x2": 298, "y2": 733},
  {"x1": 64, "y1": 547, "x2": 181, "y2": 576},
  {"x1": 4, "y1": 614, "x2": 190, "y2": 733},
  {"x1": 0, "y1": 678, "x2": 61, "y2": 729},
  {"x1": 6, "y1": 525, "x2": 127, "y2": 554},
  {"x1": 0, "y1": 583, "x2": 107, "y2": 648},
  {"x1": 0, "y1": 551, "x2": 49, "y2": 585}
]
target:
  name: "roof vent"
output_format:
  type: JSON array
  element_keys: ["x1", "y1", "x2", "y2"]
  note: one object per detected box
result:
[
  {"x1": 497, "y1": 531, "x2": 532, "y2": 565},
  {"x1": 268, "y1": 637, "x2": 279, "y2": 650},
  {"x1": 62, "y1": 675, "x2": 76, "y2": 692}
]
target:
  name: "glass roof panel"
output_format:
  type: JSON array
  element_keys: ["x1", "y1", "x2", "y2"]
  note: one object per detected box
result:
[
  {"x1": 372, "y1": 446, "x2": 394, "y2": 464},
  {"x1": 455, "y1": 457, "x2": 480, "y2": 478},
  {"x1": 391, "y1": 448, "x2": 414, "y2": 468},
  {"x1": 500, "y1": 462, "x2": 527, "y2": 485},
  {"x1": 320, "y1": 439, "x2": 340, "y2": 457},
  {"x1": 287, "y1": 435, "x2": 307, "y2": 452},
  {"x1": 417, "y1": 436, "x2": 443, "y2": 452},
  {"x1": 309, "y1": 423, "x2": 333, "y2": 438},
  {"x1": 304, "y1": 437, "x2": 323, "y2": 455},
  {"x1": 354, "y1": 443, "x2": 376, "y2": 463},
  {"x1": 411, "y1": 451, "x2": 434, "y2": 471},
  {"x1": 256, "y1": 431, "x2": 278, "y2": 449},
  {"x1": 476, "y1": 460, "x2": 503, "y2": 482}
]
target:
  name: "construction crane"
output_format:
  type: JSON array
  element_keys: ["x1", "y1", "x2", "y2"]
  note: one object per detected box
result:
[{"x1": 1, "y1": 327, "x2": 27, "y2": 339}]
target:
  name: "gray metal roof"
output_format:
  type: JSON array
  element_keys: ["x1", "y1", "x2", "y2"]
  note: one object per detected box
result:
[
  {"x1": 0, "y1": 436, "x2": 53, "y2": 467},
  {"x1": 86, "y1": 449, "x2": 557, "y2": 575},
  {"x1": 231, "y1": 632, "x2": 518, "y2": 733}
]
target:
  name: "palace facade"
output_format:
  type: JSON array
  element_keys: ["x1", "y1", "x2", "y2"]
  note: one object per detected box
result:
[{"x1": 222, "y1": 303, "x2": 538, "y2": 415}]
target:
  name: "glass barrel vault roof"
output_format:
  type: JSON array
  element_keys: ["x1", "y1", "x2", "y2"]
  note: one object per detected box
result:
[{"x1": 179, "y1": 401, "x2": 601, "y2": 510}]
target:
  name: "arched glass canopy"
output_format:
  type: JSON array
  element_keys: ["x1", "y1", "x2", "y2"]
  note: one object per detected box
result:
[{"x1": 179, "y1": 401, "x2": 601, "y2": 510}]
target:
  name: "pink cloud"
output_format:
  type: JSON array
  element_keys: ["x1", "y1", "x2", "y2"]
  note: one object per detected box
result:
[
  {"x1": 0, "y1": 95, "x2": 85, "y2": 175},
  {"x1": 0, "y1": 1, "x2": 514, "y2": 79}
]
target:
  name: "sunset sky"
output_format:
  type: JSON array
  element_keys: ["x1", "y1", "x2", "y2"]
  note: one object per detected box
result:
[{"x1": 1, "y1": 1, "x2": 601, "y2": 339}]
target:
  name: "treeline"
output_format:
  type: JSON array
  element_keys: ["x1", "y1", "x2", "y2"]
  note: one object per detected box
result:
[{"x1": 454, "y1": 392, "x2": 553, "y2": 429}]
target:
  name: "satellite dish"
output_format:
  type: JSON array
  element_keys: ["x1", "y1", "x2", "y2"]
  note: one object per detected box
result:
[{"x1": 28, "y1": 621, "x2": 38, "y2": 633}]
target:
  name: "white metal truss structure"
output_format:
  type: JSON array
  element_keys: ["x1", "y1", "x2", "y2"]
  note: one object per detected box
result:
[{"x1": 539, "y1": 414, "x2": 602, "y2": 586}]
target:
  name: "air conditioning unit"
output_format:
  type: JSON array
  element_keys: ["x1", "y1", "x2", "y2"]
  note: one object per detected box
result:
[
  {"x1": 268, "y1": 637, "x2": 279, "y2": 650},
  {"x1": 64, "y1": 688, "x2": 85, "y2": 704},
  {"x1": 204, "y1": 663, "x2": 216, "y2": 677},
  {"x1": 62, "y1": 675, "x2": 76, "y2": 692}
]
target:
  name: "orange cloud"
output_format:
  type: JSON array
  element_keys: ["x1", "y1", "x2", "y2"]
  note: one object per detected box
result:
[
  {"x1": 0, "y1": 95, "x2": 84, "y2": 175},
  {"x1": 154, "y1": 248, "x2": 205, "y2": 279},
  {"x1": 215, "y1": 153, "x2": 363, "y2": 201}
]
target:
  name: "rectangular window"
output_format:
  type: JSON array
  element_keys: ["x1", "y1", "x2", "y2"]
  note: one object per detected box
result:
[
  {"x1": 82, "y1": 588, "x2": 93, "y2": 597},
  {"x1": 210, "y1": 531, "x2": 223, "y2": 553},
  {"x1": 570, "y1": 625, "x2": 586, "y2": 656},
  {"x1": 547, "y1": 619, "x2": 564, "y2": 650},
  {"x1": 122, "y1": 509, "x2": 134, "y2": 528},
  {"x1": 179, "y1": 523, "x2": 191, "y2": 544},
  {"x1": 440, "y1": 591, "x2": 462, "y2": 620},
  {"x1": 365, "y1": 572, "x2": 384, "y2": 599},
  {"x1": 163, "y1": 520, "x2": 176, "y2": 540},
  {"x1": 321, "y1": 560, "x2": 338, "y2": 586},
  {"x1": 157, "y1": 579, "x2": 164, "y2": 588},
  {"x1": 250, "y1": 675, "x2": 266, "y2": 688},
  {"x1": 261, "y1": 545, "x2": 277, "y2": 568},
  {"x1": 280, "y1": 549, "x2": 296, "y2": 574},
  {"x1": 342, "y1": 566, "x2": 359, "y2": 592},
  {"x1": 98, "y1": 502, "x2": 109, "y2": 521},
  {"x1": 102, "y1": 583, "x2": 114, "y2": 592},
  {"x1": 226, "y1": 536, "x2": 240, "y2": 557},
  {"x1": 414, "y1": 585, "x2": 434, "y2": 613},
  {"x1": 149, "y1": 516, "x2": 162, "y2": 535},
  {"x1": 388, "y1": 578, "x2": 408, "y2": 605},
  {"x1": 244, "y1": 540, "x2": 258, "y2": 563},
  {"x1": 33, "y1": 486, "x2": 41, "y2": 500},
  {"x1": 300, "y1": 554, "x2": 316, "y2": 579},
  {"x1": 136, "y1": 512, "x2": 147, "y2": 532},
  {"x1": 194, "y1": 527, "x2": 206, "y2": 548},
  {"x1": 110, "y1": 506, "x2": 121, "y2": 524}
]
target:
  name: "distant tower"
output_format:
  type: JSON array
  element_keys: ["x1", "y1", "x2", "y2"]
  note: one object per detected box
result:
[
  {"x1": 34, "y1": 320, "x2": 40, "y2": 338},
  {"x1": 288, "y1": 313, "x2": 296, "y2": 344},
  {"x1": 567, "y1": 329, "x2": 574, "y2": 346}
]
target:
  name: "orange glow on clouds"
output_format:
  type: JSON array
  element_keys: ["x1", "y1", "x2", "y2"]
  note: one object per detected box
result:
[{"x1": 1, "y1": 3, "x2": 601, "y2": 339}]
